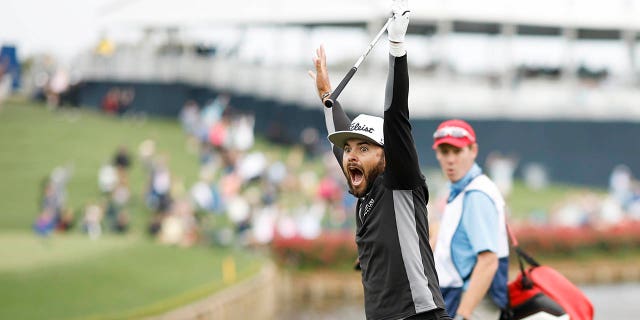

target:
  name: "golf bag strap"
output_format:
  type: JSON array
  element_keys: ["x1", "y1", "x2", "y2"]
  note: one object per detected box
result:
[{"x1": 506, "y1": 224, "x2": 541, "y2": 268}]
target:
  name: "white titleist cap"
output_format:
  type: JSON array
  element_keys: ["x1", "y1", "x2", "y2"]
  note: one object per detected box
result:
[{"x1": 328, "y1": 114, "x2": 384, "y2": 147}]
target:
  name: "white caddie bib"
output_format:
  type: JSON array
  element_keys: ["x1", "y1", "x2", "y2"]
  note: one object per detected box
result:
[{"x1": 434, "y1": 175, "x2": 509, "y2": 288}]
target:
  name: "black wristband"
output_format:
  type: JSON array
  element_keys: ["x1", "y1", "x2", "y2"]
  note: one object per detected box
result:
[{"x1": 321, "y1": 91, "x2": 332, "y2": 102}]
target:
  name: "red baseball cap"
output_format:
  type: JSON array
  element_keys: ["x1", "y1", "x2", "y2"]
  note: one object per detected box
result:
[{"x1": 432, "y1": 119, "x2": 477, "y2": 149}]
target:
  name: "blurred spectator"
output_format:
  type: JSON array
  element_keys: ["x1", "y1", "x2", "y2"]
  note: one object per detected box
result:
[
  {"x1": 34, "y1": 181, "x2": 57, "y2": 235},
  {"x1": 267, "y1": 160, "x2": 287, "y2": 186},
  {"x1": 251, "y1": 205, "x2": 278, "y2": 244},
  {"x1": 626, "y1": 182, "x2": 640, "y2": 220},
  {"x1": 190, "y1": 163, "x2": 222, "y2": 212},
  {"x1": 226, "y1": 196, "x2": 251, "y2": 234},
  {"x1": 237, "y1": 151, "x2": 267, "y2": 183},
  {"x1": 148, "y1": 214, "x2": 163, "y2": 236},
  {"x1": 231, "y1": 114, "x2": 255, "y2": 151},
  {"x1": 147, "y1": 154, "x2": 173, "y2": 214},
  {"x1": 599, "y1": 195, "x2": 625, "y2": 226},
  {"x1": 551, "y1": 194, "x2": 587, "y2": 227},
  {"x1": 138, "y1": 138, "x2": 156, "y2": 168},
  {"x1": 201, "y1": 94, "x2": 229, "y2": 130},
  {"x1": 317, "y1": 176, "x2": 342, "y2": 204},
  {"x1": 522, "y1": 162, "x2": 548, "y2": 191},
  {"x1": 98, "y1": 163, "x2": 118, "y2": 194},
  {"x1": 46, "y1": 69, "x2": 69, "y2": 108},
  {"x1": 33, "y1": 207, "x2": 57, "y2": 236},
  {"x1": 83, "y1": 202, "x2": 103, "y2": 240},
  {"x1": 101, "y1": 88, "x2": 121, "y2": 114},
  {"x1": 106, "y1": 184, "x2": 130, "y2": 232},
  {"x1": 158, "y1": 198, "x2": 198, "y2": 247},
  {"x1": 113, "y1": 210, "x2": 130, "y2": 234},
  {"x1": 295, "y1": 202, "x2": 324, "y2": 240},
  {"x1": 191, "y1": 180, "x2": 216, "y2": 212},
  {"x1": 208, "y1": 114, "x2": 231, "y2": 150},
  {"x1": 0, "y1": 56, "x2": 10, "y2": 108},
  {"x1": 113, "y1": 146, "x2": 132, "y2": 187},
  {"x1": 219, "y1": 171, "x2": 242, "y2": 200},
  {"x1": 179, "y1": 100, "x2": 201, "y2": 137},
  {"x1": 56, "y1": 208, "x2": 75, "y2": 232},
  {"x1": 117, "y1": 87, "x2": 135, "y2": 116},
  {"x1": 98, "y1": 148, "x2": 132, "y2": 235},
  {"x1": 485, "y1": 151, "x2": 518, "y2": 198},
  {"x1": 277, "y1": 212, "x2": 297, "y2": 239},
  {"x1": 33, "y1": 165, "x2": 73, "y2": 235},
  {"x1": 609, "y1": 164, "x2": 632, "y2": 208}
]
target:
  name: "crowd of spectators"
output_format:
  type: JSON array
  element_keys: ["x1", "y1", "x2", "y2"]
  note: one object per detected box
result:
[
  {"x1": 520, "y1": 163, "x2": 640, "y2": 229},
  {"x1": 101, "y1": 87, "x2": 135, "y2": 116},
  {"x1": 34, "y1": 146, "x2": 134, "y2": 239},
  {"x1": 33, "y1": 90, "x2": 640, "y2": 251},
  {"x1": 33, "y1": 94, "x2": 355, "y2": 249},
  {"x1": 157, "y1": 95, "x2": 355, "y2": 247}
]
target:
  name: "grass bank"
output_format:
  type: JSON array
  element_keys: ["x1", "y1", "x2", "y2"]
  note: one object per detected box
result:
[{"x1": 0, "y1": 99, "x2": 265, "y2": 319}]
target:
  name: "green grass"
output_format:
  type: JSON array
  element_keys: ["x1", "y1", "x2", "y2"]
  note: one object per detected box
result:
[
  {"x1": 507, "y1": 181, "x2": 606, "y2": 219},
  {"x1": 0, "y1": 99, "x2": 266, "y2": 319},
  {"x1": 0, "y1": 231, "x2": 135, "y2": 273},
  {"x1": 0, "y1": 232, "x2": 262, "y2": 320},
  {"x1": 0, "y1": 99, "x2": 201, "y2": 230}
]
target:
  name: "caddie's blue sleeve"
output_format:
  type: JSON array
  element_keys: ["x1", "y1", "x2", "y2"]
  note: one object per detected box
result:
[{"x1": 461, "y1": 191, "x2": 500, "y2": 254}]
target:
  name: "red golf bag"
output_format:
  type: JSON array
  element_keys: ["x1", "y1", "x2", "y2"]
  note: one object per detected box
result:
[{"x1": 506, "y1": 227, "x2": 594, "y2": 320}]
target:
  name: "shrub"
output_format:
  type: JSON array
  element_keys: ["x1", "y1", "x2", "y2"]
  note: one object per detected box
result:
[
  {"x1": 270, "y1": 231, "x2": 357, "y2": 270},
  {"x1": 512, "y1": 221, "x2": 640, "y2": 256}
]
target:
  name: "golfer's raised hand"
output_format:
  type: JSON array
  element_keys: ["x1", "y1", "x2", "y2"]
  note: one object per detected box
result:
[
  {"x1": 388, "y1": 0, "x2": 410, "y2": 43},
  {"x1": 308, "y1": 45, "x2": 333, "y2": 104}
]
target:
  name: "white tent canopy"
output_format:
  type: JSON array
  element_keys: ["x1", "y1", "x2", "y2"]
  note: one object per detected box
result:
[{"x1": 99, "y1": 0, "x2": 640, "y2": 30}]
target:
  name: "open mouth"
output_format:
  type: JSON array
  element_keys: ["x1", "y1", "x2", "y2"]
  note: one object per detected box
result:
[{"x1": 348, "y1": 167, "x2": 364, "y2": 187}]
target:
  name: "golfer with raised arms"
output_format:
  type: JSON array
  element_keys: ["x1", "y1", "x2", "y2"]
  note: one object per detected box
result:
[{"x1": 309, "y1": 1, "x2": 450, "y2": 319}]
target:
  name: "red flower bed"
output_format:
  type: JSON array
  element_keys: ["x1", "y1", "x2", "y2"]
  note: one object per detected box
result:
[
  {"x1": 511, "y1": 221, "x2": 640, "y2": 256},
  {"x1": 271, "y1": 222, "x2": 640, "y2": 269},
  {"x1": 270, "y1": 231, "x2": 357, "y2": 269}
]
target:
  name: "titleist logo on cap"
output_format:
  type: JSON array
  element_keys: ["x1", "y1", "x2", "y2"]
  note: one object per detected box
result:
[
  {"x1": 327, "y1": 114, "x2": 384, "y2": 147},
  {"x1": 350, "y1": 122, "x2": 375, "y2": 133}
]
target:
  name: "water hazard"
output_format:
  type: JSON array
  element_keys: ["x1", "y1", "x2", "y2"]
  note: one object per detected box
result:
[{"x1": 277, "y1": 282, "x2": 640, "y2": 320}]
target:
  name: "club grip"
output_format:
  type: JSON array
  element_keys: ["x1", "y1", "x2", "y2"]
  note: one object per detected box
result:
[{"x1": 324, "y1": 67, "x2": 357, "y2": 108}]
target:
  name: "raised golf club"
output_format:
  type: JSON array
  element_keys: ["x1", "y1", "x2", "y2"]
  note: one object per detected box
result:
[{"x1": 323, "y1": 16, "x2": 393, "y2": 108}]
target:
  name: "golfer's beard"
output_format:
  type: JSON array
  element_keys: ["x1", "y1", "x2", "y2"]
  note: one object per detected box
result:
[{"x1": 348, "y1": 157, "x2": 385, "y2": 198}]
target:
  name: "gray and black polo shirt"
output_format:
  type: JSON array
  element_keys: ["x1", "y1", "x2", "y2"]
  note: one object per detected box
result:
[{"x1": 328, "y1": 54, "x2": 447, "y2": 320}]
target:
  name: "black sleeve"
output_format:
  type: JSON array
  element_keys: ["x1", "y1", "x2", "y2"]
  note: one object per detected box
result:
[
  {"x1": 326, "y1": 100, "x2": 351, "y2": 164},
  {"x1": 383, "y1": 54, "x2": 424, "y2": 189}
]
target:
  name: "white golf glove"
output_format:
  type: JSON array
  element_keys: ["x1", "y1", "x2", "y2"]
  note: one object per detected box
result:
[{"x1": 388, "y1": 0, "x2": 410, "y2": 43}]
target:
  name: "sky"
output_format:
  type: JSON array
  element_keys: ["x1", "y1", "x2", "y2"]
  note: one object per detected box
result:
[{"x1": 1, "y1": 0, "x2": 115, "y2": 63}]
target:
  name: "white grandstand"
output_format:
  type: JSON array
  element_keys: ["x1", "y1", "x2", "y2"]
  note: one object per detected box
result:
[{"x1": 78, "y1": 0, "x2": 640, "y2": 120}]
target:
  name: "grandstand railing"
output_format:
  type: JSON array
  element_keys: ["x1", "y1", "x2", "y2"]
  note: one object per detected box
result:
[{"x1": 76, "y1": 47, "x2": 640, "y2": 121}]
